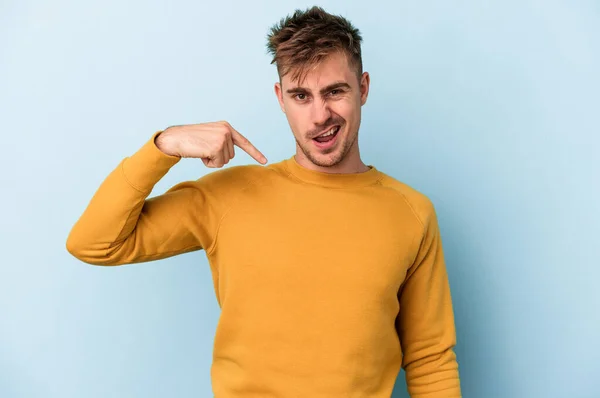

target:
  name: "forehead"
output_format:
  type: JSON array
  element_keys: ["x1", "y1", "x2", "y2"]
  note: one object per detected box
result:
[{"x1": 282, "y1": 52, "x2": 355, "y2": 90}]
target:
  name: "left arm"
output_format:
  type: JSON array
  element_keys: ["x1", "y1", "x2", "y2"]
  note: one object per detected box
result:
[{"x1": 397, "y1": 202, "x2": 462, "y2": 397}]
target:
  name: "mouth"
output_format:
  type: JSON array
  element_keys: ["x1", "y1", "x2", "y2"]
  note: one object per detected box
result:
[{"x1": 312, "y1": 125, "x2": 340, "y2": 149}]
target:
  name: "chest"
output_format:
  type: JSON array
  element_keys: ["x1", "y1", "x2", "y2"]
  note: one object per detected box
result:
[{"x1": 211, "y1": 188, "x2": 422, "y2": 307}]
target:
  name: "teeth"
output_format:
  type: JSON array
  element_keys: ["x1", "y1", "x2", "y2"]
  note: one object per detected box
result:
[{"x1": 320, "y1": 126, "x2": 337, "y2": 137}]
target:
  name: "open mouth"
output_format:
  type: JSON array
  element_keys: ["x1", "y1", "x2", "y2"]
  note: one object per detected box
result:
[{"x1": 313, "y1": 125, "x2": 340, "y2": 144}]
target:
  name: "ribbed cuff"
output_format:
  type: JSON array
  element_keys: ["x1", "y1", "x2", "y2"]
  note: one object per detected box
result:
[{"x1": 121, "y1": 130, "x2": 181, "y2": 193}]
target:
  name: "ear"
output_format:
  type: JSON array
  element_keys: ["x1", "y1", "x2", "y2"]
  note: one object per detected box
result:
[
  {"x1": 359, "y1": 72, "x2": 370, "y2": 106},
  {"x1": 274, "y1": 82, "x2": 286, "y2": 113}
]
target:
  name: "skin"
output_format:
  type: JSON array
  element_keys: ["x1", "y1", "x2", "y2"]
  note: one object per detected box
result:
[{"x1": 274, "y1": 51, "x2": 371, "y2": 174}]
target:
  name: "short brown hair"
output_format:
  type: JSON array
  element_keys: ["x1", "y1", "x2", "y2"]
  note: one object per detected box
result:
[{"x1": 266, "y1": 6, "x2": 363, "y2": 84}]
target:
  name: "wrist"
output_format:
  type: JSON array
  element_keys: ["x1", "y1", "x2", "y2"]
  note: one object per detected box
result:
[{"x1": 155, "y1": 128, "x2": 180, "y2": 157}]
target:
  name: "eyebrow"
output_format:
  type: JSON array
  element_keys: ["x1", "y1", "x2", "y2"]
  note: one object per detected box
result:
[{"x1": 286, "y1": 81, "x2": 351, "y2": 96}]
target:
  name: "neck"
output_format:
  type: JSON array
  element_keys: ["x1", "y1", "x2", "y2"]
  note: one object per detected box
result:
[{"x1": 295, "y1": 145, "x2": 369, "y2": 174}]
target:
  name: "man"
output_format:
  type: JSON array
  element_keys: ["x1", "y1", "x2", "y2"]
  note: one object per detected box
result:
[{"x1": 67, "y1": 6, "x2": 462, "y2": 398}]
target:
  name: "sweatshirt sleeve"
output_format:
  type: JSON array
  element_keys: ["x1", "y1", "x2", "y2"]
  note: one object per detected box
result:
[
  {"x1": 397, "y1": 202, "x2": 462, "y2": 397},
  {"x1": 66, "y1": 131, "x2": 222, "y2": 265}
]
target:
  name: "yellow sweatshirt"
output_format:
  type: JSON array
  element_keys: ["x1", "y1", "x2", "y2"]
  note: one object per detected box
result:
[{"x1": 67, "y1": 131, "x2": 461, "y2": 397}]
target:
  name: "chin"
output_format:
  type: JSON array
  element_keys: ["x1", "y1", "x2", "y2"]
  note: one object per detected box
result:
[
  {"x1": 310, "y1": 156, "x2": 341, "y2": 168},
  {"x1": 305, "y1": 145, "x2": 346, "y2": 168}
]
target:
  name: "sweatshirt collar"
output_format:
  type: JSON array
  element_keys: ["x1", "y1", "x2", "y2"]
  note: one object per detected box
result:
[{"x1": 283, "y1": 155, "x2": 381, "y2": 189}]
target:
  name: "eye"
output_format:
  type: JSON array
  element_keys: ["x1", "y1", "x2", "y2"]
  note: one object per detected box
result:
[
  {"x1": 330, "y1": 89, "x2": 340, "y2": 95},
  {"x1": 294, "y1": 93, "x2": 307, "y2": 100}
]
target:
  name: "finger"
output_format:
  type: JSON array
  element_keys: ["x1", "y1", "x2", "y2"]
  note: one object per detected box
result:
[
  {"x1": 228, "y1": 127, "x2": 267, "y2": 164},
  {"x1": 203, "y1": 156, "x2": 215, "y2": 167},
  {"x1": 206, "y1": 152, "x2": 224, "y2": 168},
  {"x1": 222, "y1": 146, "x2": 230, "y2": 165},
  {"x1": 215, "y1": 151, "x2": 226, "y2": 167},
  {"x1": 222, "y1": 133, "x2": 234, "y2": 164},
  {"x1": 227, "y1": 135, "x2": 235, "y2": 159}
]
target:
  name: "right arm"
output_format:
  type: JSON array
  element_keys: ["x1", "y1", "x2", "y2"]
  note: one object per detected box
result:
[{"x1": 66, "y1": 123, "x2": 267, "y2": 266}]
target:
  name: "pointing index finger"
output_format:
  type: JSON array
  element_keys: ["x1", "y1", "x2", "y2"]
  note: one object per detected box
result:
[{"x1": 230, "y1": 127, "x2": 268, "y2": 164}]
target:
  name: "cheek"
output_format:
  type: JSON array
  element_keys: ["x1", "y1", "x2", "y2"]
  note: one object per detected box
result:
[
  {"x1": 335, "y1": 101, "x2": 357, "y2": 123},
  {"x1": 287, "y1": 111, "x2": 309, "y2": 135}
]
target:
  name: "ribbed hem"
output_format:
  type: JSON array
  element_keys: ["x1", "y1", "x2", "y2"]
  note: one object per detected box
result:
[{"x1": 121, "y1": 130, "x2": 181, "y2": 193}]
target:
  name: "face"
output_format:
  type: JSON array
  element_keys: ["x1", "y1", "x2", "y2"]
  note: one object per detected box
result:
[{"x1": 274, "y1": 51, "x2": 370, "y2": 170}]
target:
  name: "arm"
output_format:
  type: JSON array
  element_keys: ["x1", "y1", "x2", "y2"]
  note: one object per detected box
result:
[
  {"x1": 66, "y1": 131, "x2": 219, "y2": 265},
  {"x1": 397, "y1": 202, "x2": 462, "y2": 397}
]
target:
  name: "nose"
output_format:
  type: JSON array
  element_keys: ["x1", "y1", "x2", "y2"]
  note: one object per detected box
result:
[{"x1": 311, "y1": 99, "x2": 332, "y2": 128}]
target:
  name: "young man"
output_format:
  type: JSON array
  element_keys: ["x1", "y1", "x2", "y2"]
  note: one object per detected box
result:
[{"x1": 67, "y1": 6, "x2": 462, "y2": 398}]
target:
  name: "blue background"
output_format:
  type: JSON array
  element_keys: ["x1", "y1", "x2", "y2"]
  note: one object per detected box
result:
[{"x1": 1, "y1": 1, "x2": 598, "y2": 397}]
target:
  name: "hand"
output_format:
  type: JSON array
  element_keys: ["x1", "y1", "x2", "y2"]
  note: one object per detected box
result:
[{"x1": 155, "y1": 121, "x2": 268, "y2": 168}]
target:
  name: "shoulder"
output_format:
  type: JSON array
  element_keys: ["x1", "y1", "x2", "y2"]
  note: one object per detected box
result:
[
  {"x1": 175, "y1": 164, "x2": 271, "y2": 215},
  {"x1": 195, "y1": 165, "x2": 269, "y2": 194},
  {"x1": 376, "y1": 171, "x2": 437, "y2": 228},
  {"x1": 196, "y1": 163, "x2": 268, "y2": 186}
]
